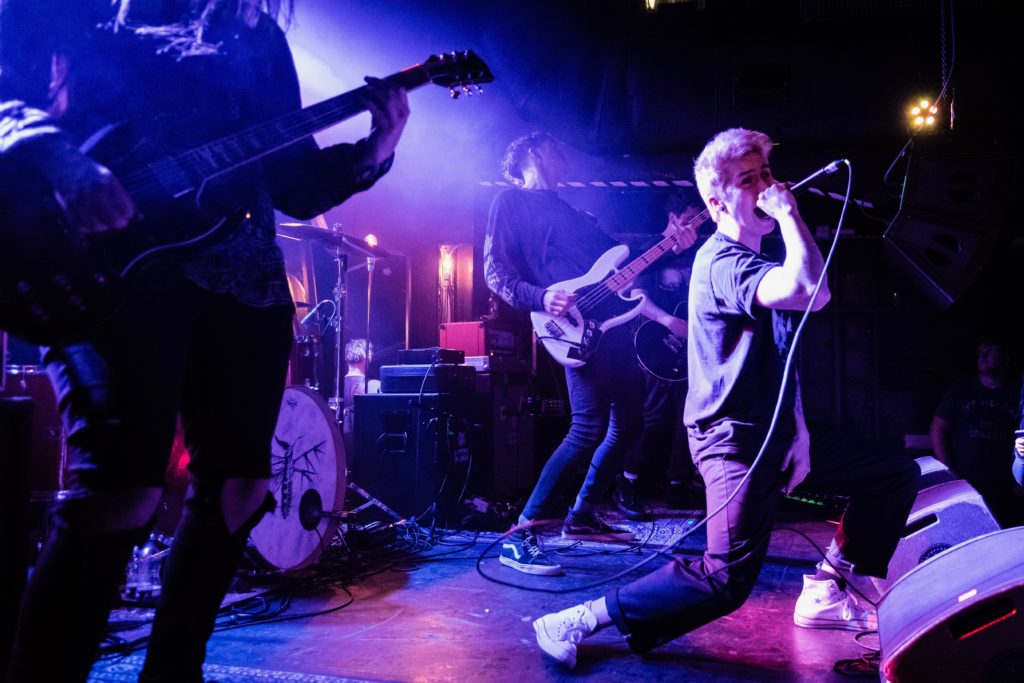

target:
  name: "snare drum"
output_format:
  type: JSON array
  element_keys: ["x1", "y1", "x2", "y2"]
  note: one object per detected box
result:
[
  {"x1": 0, "y1": 365, "x2": 66, "y2": 496},
  {"x1": 248, "y1": 385, "x2": 346, "y2": 572}
]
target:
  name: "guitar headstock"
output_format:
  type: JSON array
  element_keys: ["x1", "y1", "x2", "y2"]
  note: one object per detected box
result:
[{"x1": 422, "y1": 50, "x2": 494, "y2": 98}]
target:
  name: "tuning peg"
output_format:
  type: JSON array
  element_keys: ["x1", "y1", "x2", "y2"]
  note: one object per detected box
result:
[{"x1": 449, "y1": 87, "x2": 460, "y2": 99}]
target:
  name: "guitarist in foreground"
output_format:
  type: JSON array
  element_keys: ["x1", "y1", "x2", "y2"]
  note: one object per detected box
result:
[
  {"x1": 1, "y1": 1, "x2": 408, "y2": 680},
  {"x1": 531, "y1": 128, "x2": 919, "y2": 669},
  {"x1": 484, "y1": 132, "x2": 694, "y2": 576}
]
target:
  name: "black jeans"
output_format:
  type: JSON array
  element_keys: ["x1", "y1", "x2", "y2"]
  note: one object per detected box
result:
[
  {"x1": 605, "y1": 419, "x2": 920, "y2": 653},
  {"x1": 521, "y1": 333, "x2": 645, "y2": 521},
  {"x1": 623, "y1": 375, "x2": 693, "y2": 484}
]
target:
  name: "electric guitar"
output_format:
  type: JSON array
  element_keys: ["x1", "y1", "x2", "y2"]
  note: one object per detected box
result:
[
  {"x1": 0, "y1": 51, "x2": 493, "y2": 345},
  {"x1": 634, "y1": 301, "x2": 687, "y2": 382},
  {"x1": 530, "y1": 208, "x2": 707, "y2": 368}
]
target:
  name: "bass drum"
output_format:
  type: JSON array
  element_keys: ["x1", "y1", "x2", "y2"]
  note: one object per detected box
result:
[{"x1": 249, "y1": 386, "x2": 346, "y2": 572}]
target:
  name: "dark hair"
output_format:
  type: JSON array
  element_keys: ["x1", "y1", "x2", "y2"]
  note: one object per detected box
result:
[
  {"x1": 345, "y1": 338, "x2": 372, "y2": 364},
  {"x1": 664, "y1": 188, "x2": 700, "y2": 217},
  {"x1": 501, "y1": 131, "x2": 556, "y2": 186}
]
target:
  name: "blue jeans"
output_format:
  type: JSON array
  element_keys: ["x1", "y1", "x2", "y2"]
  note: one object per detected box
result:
[
  {"x1": 521, "y1": 333, "x2": 644, "y2": 522},
  {"x1": 606, "y1": 419, "x2": 920, "y2": 653}
]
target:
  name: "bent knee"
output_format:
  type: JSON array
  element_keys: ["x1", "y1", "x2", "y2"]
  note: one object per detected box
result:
[{"x1": 58, "y1": 487, "x2": 164, "y2": 534}]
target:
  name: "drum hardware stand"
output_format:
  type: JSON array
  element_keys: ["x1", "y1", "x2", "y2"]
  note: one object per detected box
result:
[
  {"x1": 326, "y1": 224, "x2": 349, "y2": 423},
  {"x1": 364, "y1": 254, "x2": 376, "y2": 395},
  {"x1": 300, "y1": 482, "x2": 405, "y2": 528},
  {"x1": 298, "y1": 481, "x2": 408, "y2": 553}
]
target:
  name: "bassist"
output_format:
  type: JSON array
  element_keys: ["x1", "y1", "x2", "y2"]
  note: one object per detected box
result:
[
  {"x1": 0, "y1": 1, "x2": 409, "y2": 680},
  {"x1": 484, "y1": 132, "x2": 693, "y2": 575}
]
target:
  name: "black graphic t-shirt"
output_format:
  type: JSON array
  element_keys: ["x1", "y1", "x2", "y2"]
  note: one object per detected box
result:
[
  {"x1": 935, "y1": 377, "x2": 1019, "y2": 485},
  {"x1": 684, "y1": 231, "x2": 797, "y2": 458}
]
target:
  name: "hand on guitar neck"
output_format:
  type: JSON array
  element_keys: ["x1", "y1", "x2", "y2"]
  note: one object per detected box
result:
[
  {"x1": 665, "y1": 210, "x2": 699, "y2": 254},
  {"x1": 361, "y1": 76, "x2": 411, "y2": 168}
]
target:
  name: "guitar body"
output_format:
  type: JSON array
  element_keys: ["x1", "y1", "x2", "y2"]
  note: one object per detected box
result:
[
  {"x1": 634, "y1": 308, "x2": 687, "y2": 383},
  {"x1": 0, "y1": 119, "x2": 244, "y2": 345},
  {"x1": 530, "y1": 245, "x2": 647, "y2": 368}
]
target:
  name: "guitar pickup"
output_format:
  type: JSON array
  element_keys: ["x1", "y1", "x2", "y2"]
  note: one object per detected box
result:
[
  {"x1": 564, "y1": 311, "x2": 579, "y2": 327},
  {"x1": 544, "y1": 320, "x2": 564, "y2": 339},
  {"x1": 663, "y1": 335, "x2": 684, "y2": 353}
]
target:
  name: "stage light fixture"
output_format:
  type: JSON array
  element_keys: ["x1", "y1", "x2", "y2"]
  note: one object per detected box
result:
[{"x1": 908, "y1": 97, "x2": 940, "y2": 132}]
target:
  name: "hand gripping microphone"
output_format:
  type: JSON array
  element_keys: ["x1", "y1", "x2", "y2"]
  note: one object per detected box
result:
[{"x1": 755, "y1": 159, "x2": 846, "y2": 219}]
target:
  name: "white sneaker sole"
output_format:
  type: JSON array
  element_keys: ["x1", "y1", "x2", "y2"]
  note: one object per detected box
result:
[
  {"x1": 793, "y1": 613, "x2": 876, "y2": 631},
  {"x1": 533, "y1": 617, "x2": 577, "y2": 668},
  {"x1": 499, "y1": 554, "x2": 562, "y2": 576}
]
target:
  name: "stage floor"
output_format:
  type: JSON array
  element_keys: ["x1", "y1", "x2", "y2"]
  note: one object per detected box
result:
[{"x1": 88, "y1": 505, "x2": 882, "y2": 682}]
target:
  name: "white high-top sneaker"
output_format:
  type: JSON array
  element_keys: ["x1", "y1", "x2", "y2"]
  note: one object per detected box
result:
[
  {"x1": 793, "y1": 574, "x2": 877, "y2": 631},
  {"x1": 533, "y1": 602, "x2": 599, "y2": 669}
]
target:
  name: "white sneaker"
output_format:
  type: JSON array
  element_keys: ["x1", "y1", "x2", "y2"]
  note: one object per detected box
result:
[
  {"x1": 533, "y1": 603, "x2": 598, "y2": 668},
  {"x1": 793, "y1": 575, "x2": 877, "y2": 631}
]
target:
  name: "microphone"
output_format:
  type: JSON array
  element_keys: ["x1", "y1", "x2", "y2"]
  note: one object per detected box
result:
[
  {"x1": 300, "y1": 299, "x2": 331, "y2": 326},
  {"x1": 755, "y1": 159, "x2": 846, "y2": 219},
  {"x1": 788, "y1": 159, "x2": 844, "y2": 193}
]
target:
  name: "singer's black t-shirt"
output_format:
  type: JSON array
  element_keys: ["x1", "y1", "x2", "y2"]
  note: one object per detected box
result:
[{"x1": 683, "y1": 231, "x2": 798, "y2": 458}]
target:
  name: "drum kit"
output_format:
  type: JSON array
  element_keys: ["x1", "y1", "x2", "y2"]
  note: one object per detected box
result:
[{"x1": 3, "y1": 222, "x2": 401, "y2": 588}]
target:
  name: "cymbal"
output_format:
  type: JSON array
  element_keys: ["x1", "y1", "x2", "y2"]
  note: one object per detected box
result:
[{"x1": 276, "y1": 223, "x2": 390, "y2": 258}]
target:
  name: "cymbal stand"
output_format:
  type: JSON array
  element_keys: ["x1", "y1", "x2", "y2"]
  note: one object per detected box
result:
[
  {"x1": 364, "y1": 255, "x2": 376, "y2": 394},
  {"x1": 327, "y1": 237, "x2": 348, "y2": 423}
]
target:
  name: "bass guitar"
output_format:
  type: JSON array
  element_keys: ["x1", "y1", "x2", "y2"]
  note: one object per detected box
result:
[
  {"x1": 0, "y1": 51, "x2": 493, "y2": 345},
  {"x1": 530, "y1": 208, "x2": 707, "y2": 368},
  {"x1": 634, "y1": 301, "x2": 687, "y2": 382}
]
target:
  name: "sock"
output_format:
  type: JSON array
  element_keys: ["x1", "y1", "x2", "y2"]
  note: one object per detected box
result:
[
  {"x1": 814, "y1": 562, "x2": 847, "y2": 590},
  {"x1": 584, "y1": 597, "x2": 612, "y2": 629},
  {"x1": 622, "y1": 472, "x2": 638, "y2": 482}
]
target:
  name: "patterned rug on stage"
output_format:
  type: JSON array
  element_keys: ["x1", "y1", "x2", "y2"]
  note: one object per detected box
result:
[{"x1": 88, "y1": 656, "x2": 392, "y2": 683}]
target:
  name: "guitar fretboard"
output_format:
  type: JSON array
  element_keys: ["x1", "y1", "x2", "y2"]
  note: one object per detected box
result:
[
  {"x1": 172, "y1": 65, "x2": 432, "y2": 182},
  {"x1": 602, "y1": 207, "x2": 711, "y2": 292}
]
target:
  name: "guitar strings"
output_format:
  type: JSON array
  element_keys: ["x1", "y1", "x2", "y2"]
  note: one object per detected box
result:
[
  {"x1": 117, "y1": 90, "x2": 378, "y2": 201},
  {"x1": 571, "y1": 208, "x2": 710, "y2": 315},
  {"x1": 116, "y1": 60, "x2": 440, "y2": 200}
]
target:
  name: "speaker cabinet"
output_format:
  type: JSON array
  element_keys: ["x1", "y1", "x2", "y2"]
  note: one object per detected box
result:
[
  {"x1": 914, "y1": 455, "x2": 956, "y2": 491},
  {"x1": 903, "y1": 153, "x2": 1000, "y2": 223},
  {"x1": 873, "y1": 479, "x2": 1000, "y2": 595},
  {"x1": 352, "y1": 393, "x2": 476, "y2": 521},
  {"x1": 878, "y1": 527, "x2": 1024, "y2": 683},
  {"x1": 883, "y1": 212, "x2": 997, "y2": 310},
  {"x1": 882, "y1": 152, "x2": 1004, "y2": 310}
]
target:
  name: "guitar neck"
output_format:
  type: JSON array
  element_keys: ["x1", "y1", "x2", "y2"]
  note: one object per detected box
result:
[
  {"x1": 170, "y1": 65, "x2": 432, "y2": 182},
  {"x1": 603, "y1": 207, "x2": 711, "y2": 292}
]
